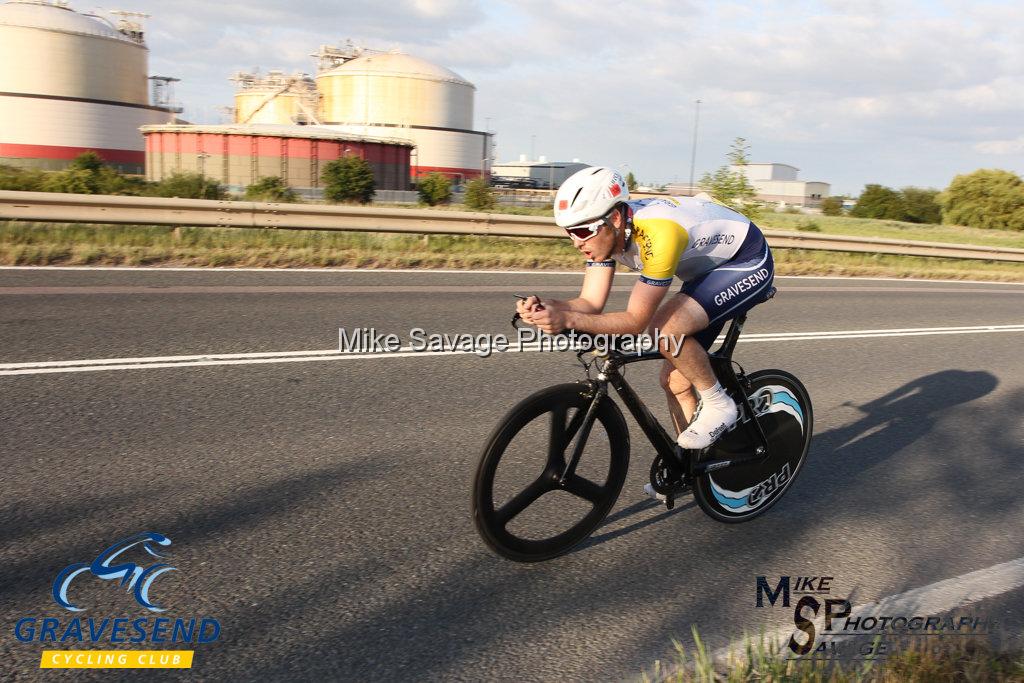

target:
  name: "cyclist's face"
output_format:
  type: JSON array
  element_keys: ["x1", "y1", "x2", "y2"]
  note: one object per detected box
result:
[
  {"x1": 571, "y1": 222, "x2": 615, "y2": 261},
  {"x1": 573, "y1": 209, "x2": 624, "y2": 261}
]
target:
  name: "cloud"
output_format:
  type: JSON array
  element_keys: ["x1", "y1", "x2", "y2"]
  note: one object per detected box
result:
[
  {"x1": 88, "y1": 0, "x2": 1024, "y2": 192},
  {"x1": 974, "y1": 137, "x2": 1024, "y2": 155}
]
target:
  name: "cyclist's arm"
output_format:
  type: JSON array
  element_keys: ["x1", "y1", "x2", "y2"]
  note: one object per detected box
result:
[
  {"x1": 562, "y1": 279, "x2": 669, "y2": 334},
  {"x1": 544, "y1": 260, "x2": 616, "y2": 314}
]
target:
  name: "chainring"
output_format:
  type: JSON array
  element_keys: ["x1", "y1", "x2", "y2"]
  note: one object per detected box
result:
[{"x1": 649, "y1": 452, "x2": 688, "y2": 495}]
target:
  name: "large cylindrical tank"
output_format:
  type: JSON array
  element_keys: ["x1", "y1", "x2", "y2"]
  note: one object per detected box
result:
[
  {"x1": 0, "y1": 0, "x2": 169, "y2": 173},
  {"x1": 316, "y1": 52, "x2": 485, "y2": 181},
  {"x1": 235, "y1": 91, "x2": 304, "y2": 125},
  {"x1": 233, "y1": 71, "x2": 318, "y2": 125},
  {"x1": 316, "y1": 52, "x2": 474, "y2": 130}
]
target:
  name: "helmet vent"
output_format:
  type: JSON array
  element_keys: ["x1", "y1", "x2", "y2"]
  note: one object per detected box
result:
[{"x1": 570, "y1": 187, "x2": 583, "y2": 207}]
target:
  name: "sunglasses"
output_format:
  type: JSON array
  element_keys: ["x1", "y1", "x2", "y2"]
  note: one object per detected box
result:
[{"x1": 564, "y1": 216, "x2": 608, "y2": 242}]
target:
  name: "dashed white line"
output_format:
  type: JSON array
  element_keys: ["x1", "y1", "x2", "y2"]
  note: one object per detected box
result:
[
  {"x1": 2, "y1": 324, "x2": 1024, "y2": 376},
  {"x1": 1, "y1": 265, "x2": 1023, "y2": 286}
]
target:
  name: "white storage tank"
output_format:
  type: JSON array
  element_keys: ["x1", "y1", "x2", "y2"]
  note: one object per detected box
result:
[
  {"x1": 232, "y1": 70, "x2": 319, "y2": 126},
  {"x1": 0, "y1": 0, "x2": 171, "y2": 173},
  {"x1": 316, "y1": 51, "x2": 488, "y2": 182}
]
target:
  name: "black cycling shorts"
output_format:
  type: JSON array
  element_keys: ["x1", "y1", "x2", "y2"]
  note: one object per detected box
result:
[{"x1": 681, "y1": 222, "x2": 774, "y2": 349}]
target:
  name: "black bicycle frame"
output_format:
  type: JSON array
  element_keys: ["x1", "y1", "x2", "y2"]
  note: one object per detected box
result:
[{"x1": 577, "y1": 313, "x2": 772, "y2": 478}]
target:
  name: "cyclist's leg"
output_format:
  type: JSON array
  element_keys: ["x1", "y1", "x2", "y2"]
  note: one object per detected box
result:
[
  {"x1": 650, "y1": 293, "x2": 716, "y2": 391},
  {"x1": 659, "y1": 359, "x2": 697, "y2": 434},
  {"x1": 650, "y1": 293, "x2": 728, "y2": 446},
  {"x1": 657, "y1": 229, "x2": 774, "y2": 448}
]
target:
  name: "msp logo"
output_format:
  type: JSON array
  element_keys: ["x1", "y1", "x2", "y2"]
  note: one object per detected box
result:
[
  {"x1": 755, "y1": 575, "x2": 996, "y2": 659},
  {"x1": 53, "y1": 532, "x2": 176, "y2": 613},
  {"x1": 13, "y1": 531, "x2": 221, "y2": 670}
]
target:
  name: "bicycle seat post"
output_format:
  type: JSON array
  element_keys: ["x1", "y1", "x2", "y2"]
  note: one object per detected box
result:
[{"x1": 717, "y1": 313, "x2": 747, "y2": 360}]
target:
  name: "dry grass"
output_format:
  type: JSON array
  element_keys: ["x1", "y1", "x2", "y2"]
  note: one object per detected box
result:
[
  {"x1": 2, "y1": 220, "x2": 1024, "y2": 282},
  {"x1": 761, "y1": 213, "x2": 1024, "y2": 250},
  {"x1": 644, "y1": 628, "x2": 1024, "y2": 682}
]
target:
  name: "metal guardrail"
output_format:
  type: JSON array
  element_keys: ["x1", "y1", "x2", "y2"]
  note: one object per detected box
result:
[{"x1": 2, "y1": 190, "x2": 1024, "y2": 263}]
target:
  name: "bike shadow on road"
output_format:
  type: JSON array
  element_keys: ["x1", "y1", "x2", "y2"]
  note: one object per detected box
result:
[
  {"x1": 572, "y1": 497, "x2": 697, "y2": 555},
  {"x1": 570, "y1": 368, "x2": 1000, "y2": 554},
  {"x1": 806, "y1": 368, "x2": 998, "y2": 475}
]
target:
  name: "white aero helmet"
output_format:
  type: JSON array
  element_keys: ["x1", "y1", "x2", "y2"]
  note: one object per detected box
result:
[{"x1": 554, "y1": 166, "x2": 629, "y2": 228}]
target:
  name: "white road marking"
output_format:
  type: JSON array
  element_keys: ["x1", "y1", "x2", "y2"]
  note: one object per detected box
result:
[
  {"x1": 713, "y1": 555, "x2": 1024, "y2": 664},
  {"x1": 1, "y1": 265, "x2": 1022, "y2": 286},
  {"x1": 2, "y1": 324, "x2": 1024, "y2": 376}
]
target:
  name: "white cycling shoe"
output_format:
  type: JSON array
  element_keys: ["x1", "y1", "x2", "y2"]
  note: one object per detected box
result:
[{"x1": 676, "y1": 397, "x2": 738, "y2": 450}]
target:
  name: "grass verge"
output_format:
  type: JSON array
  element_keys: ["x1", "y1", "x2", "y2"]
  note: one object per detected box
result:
[
  {"x1": 2, "y1": 221, "x2": 1024, "y2": 282},
  {"x1": 760, "y1": 213, "x2": 1024, "y2": 250},
  {"x1": 644, "y1": 627, "x2": 1024, "y2": 682}
]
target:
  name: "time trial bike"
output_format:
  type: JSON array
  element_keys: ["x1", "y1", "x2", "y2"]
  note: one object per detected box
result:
[{"x1": 471, "y1": 287, "x2": 813, "y2": 562}]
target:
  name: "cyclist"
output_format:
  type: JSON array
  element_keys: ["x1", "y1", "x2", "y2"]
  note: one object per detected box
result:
[{"x1": 518, "y1": 166, "x2": 774, "y2": 454}]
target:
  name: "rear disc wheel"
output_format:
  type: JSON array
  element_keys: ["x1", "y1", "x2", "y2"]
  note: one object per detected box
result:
[{"x1": 693, "y1": 369, "x2": 813, "y2": 523}]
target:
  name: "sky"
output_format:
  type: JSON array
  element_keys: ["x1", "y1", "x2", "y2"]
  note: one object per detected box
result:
[{"x1": 115, "y1": 0, "x2": 1023, "y2": 195}]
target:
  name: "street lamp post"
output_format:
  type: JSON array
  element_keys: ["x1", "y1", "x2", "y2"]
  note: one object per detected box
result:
[{"x1": 688, "y1": 99, "x2": 701, "y2": 195}]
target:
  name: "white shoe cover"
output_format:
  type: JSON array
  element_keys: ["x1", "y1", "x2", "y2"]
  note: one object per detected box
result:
[{"x1": 676, "y1": 399, "x2": 738, "y2": 450}]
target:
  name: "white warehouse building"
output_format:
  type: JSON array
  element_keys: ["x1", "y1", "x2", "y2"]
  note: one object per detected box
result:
[
  {"x1": 730, "y1": 163, "x2": 830, "y2": 208},
  {"x1": 491, "y1": 156, "x2": 589, "y2": 189}
]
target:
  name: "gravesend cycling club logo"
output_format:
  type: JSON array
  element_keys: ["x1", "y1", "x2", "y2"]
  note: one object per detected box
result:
[
  {"x1": 755, "y1": 575, "x2": 996, "y2": 659},
  {"x1": 13, "y1": 532, "x2": 222, "y2": 670},
  {"x1": 53, "y1": 532, "x2": 176, "y2": 612}
]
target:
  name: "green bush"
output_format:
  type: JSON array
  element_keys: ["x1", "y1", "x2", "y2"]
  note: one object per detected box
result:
[
  {"x1": 245, "y1": 176, "x2": 298, "y2": 203},
  {"x1": 0, "y1": 164, "x2": 46, "y2": 191},
  {"x1": 322, "y1": 156, "x2": 376, "y2": 204},
  {"x1": 37, "y1": 151, "x2": 141, "y2": 195},
  {"x1": 417, "y1": 173, "x2": 452, "y2": 206},
  {"x1": 901, "y1": 186, "x2": 942, "y2": 224},
  {"x1": 939, "y1": 169, "x2": 1024, "y2": 230},
  {"x1": 851, "y1": 184, "x2": 906, "y2": 220},
  {"x1": 148, "y1": 172, "x2": 226, "y2": 200},
  {"x1": 820, "y1": 196, "x2": 844, "y2": 216},
  {"x1": 700, "y1": 137, "x2": 760, "y2": 219},
  {"x1": 463, "y1": 178, "x2": 496, "y2": 211},
  {"x1": 796, "y1": 220, "x2": 821, "y2": 232},
  {"x1": 626, "y1": 171, "x2": 638, "y2": 192}
]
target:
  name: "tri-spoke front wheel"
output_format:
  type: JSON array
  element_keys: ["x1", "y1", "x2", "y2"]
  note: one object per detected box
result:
[{"x1": 471, "y1": 383, "x2": 630, "y2": 562}]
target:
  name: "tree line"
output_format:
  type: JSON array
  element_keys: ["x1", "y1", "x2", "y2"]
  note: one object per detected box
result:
[
  {"x1": 701, "y1": 139, "x2": 1024, "y2": 231},
  {"x1": 0, "y1": 151, "x2": 500, "y2": 210}
]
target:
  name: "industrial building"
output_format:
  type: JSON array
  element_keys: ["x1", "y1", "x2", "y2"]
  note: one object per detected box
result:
[
  {"x1": 141, "y1": 124, "x2": 412, "y2": 195},
  {"x1": 228, "y1": 45, "x2": 491, "y2": 185},
  {"x1": 0, "y1": 0, "x2": 177, "y2": 173},
  {"x1": 491, "y1": 157, "x2": 589, "y2": 190},
  {"x1": 231, "y1": 70, "x2": 319, "y2": 126},
  {"x1": 730, "y1": 163, "x2": 831, "y2": 208}
]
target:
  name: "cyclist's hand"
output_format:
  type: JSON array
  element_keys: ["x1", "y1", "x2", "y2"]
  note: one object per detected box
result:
[
  {"x1": 516, "y1": 295, "x2": 544, "y2": 320},
  {"x1": 531, "y1": 306, "x2": 567, "y2": 334}
]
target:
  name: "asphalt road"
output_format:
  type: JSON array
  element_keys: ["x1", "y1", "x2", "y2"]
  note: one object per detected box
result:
[{"x1": 1, "y1": 267, "x2": 1023, "y2": 681}]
